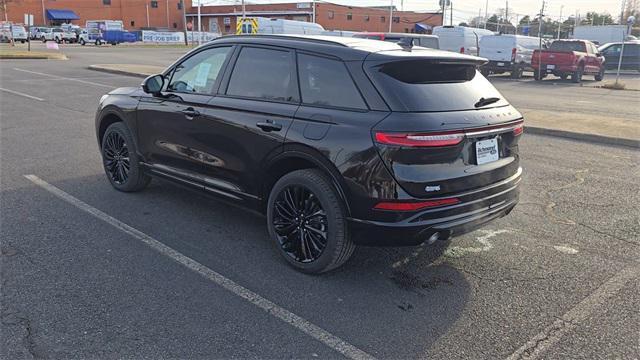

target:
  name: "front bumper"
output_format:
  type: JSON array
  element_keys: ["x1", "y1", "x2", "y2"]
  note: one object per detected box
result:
[{"x1": 348, "y1": 168, "x2": 522, "y2": 246}]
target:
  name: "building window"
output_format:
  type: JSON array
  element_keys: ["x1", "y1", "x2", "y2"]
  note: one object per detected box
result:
[
  {"x1": 173, "y1": 22, "x2": 178, "y2": 28},
  {"x1": 328, "y1": 10, "x2": 334, "y2": 19},
  {"x1": 346, "y1": 13, "x2": 352, "y2": 20},
  {"x1": 364, "y1": 15, "x2": 370, "y2": 22},
  {"x1": 393, "y1": 16, "x2": 400, "y2": 23},
  {"x1": 150, "y1": 1, "x2": 158, "y2": 8},
  {"x1": 130, "y1": 20, "x2": 135, "y2": 27},
  {"x1": 380, "y1": 16, "x2": 385, "y2": 23},
  {"x1": 103, "y1": 0, "x2": 111, "y2": 5},
  {"x1": 178, "y1": 2, "x2": 183, "y2": 10}
]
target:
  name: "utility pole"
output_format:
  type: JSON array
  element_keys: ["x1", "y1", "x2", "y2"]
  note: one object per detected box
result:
[
  {"x1": 450, "y1": 2, "x2": 453, "y2": 26},
  {"x1": 41, "y1": 0, "x2": 46, "y2": 24},
  {"x1": 389, "y1": 0, "x2": 393, "y2": 32},
  {"x1": 441, "y1": 0, "x2": 446, "y2": 26},
  {"x1": 146, "y1": 3, "x2": 150, "y2": 27},
  {"x1": 557, "y1": 5, "x2": 563, "y2": 39},
  {"x1": 312, "y1": 0, "x2": 316, "y2": 23},
  {"x1": 197, "y1": 0, "x2": 202, "y2": 45},
  {"x1": 242, "y1": 0, "x2": 246, "y2": 19},
  {"x1": 536, "y1": 0, "x2": 545, "y2": 79},
  {"x1": 478, "y1": 8, "x2": 482, "y2": 28},
  {"x1": 181, "y1": 0, "x2": 188, "y2": 46},
  {"x1": 484, "y1": 0, "x2": 489, "y2": 29},
  {"x1": 505, "y1": 0, "x2": 508, "y2": 32},
  {"x1": 166, "y1": 0, "x2": 170, "y2": 29}
]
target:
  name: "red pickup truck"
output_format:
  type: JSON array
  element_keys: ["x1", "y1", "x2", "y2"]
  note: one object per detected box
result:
[{"x1": 531, "y1": 40, "x2": 605, "y2": 83}]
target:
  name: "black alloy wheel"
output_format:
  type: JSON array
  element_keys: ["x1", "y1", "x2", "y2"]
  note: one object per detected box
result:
[
  {"x1": 101, "y1": 122, "x2": 150, "y2": 192},
  {"x1": 272, "y1": 185, "x2": 328, "y2": 263},
  {"x1": 103, "y1": 131, "x2": 130, "y2": 185}
]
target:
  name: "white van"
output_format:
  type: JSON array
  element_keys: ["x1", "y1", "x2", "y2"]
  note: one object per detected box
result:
[
  {"x1": 433, "y1": 26, "x2": 494, "y2": 55},
  {"x1": 479, "y1": 34, "x2": 542, "y2": 78},
  {"x1": 245, "y1": 17, "x2": 324, "y2": 35}
]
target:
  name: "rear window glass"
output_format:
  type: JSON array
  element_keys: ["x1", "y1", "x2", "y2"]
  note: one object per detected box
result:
[
  {"x1": 550, "y1": 41, "x2": 586, "y2": 52},
  {"x1": 366, "y1": 60, "x2": 508, "y2": 112},
  {"x1": 353, "y1": 34, "x2": 383, "y2": 40}
]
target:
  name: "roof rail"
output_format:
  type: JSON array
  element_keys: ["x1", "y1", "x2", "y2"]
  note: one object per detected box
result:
[{"x1": 213, "y1": 34, "x2": 349, "y2": 47}]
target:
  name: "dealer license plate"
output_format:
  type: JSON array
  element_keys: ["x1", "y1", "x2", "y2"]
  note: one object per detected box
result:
[
  {"x1": 476, "y1": 138, "x2": 499, "y2": 165},
  {"x1": 497, "y1": 62, "x2": 505, "y2": 66},
  {"x1": 547, "y1": 64, "x2": 556, "y2": 69}
]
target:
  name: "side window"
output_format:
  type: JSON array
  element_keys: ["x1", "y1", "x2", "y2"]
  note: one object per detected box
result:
[
  {"x1": 168, "y1": 46, "x2": 231, "y2": 94},
  {"x1": 226, "y1": 47, "x2": 295, "y2": 102},
  {"x1": 297, "y1": 53, "x2": 367, "y2": 110}
]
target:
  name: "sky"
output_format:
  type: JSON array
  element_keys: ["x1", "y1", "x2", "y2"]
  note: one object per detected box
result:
[{"x1": 199, "y1": 0, "x2": 625, "y2": 23}]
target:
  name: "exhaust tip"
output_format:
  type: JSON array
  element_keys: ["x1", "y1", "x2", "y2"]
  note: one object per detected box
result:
[{"x1": 426, "y1": 232, "x2": 440, "y2": 245}]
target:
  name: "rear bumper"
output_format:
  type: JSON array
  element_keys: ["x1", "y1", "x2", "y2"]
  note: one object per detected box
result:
[
  {"x1": 348, "y1": 168, "x2": 521, "y2": 246},
  {"x1": 482, "y1": 61, "x2": 517, "y2": 72},
  {"x1": 534, "y1": 64, "x2": 578, "y2": 73}
]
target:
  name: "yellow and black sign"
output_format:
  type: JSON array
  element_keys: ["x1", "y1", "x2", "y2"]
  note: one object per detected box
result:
[{"x1": 236, "y1": 17, "x2": 258, "y2": 35}]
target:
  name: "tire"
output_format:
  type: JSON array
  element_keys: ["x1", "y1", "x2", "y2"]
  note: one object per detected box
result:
[
  {"x1": 96, "y1": 39, "x2": 102, "y2": 46},
  {"x1": 41, "y1": 37, "x2": 46, "y2": 43},
  {"x1": 571, "y1": 65, "x2": 584, "y2": 83},
  {"x1": 559, "y1": 73, "x2": 568, "y2": 80},
  {"x1": 80, "y1": 38, "x2": 85, "y2": 46},
  {"x1": 100, "y1": 122, "x2": 151, "y2": 192},
  {"x1": 55, "y1": 38, "x2": 60, "y2": 44},
  {"x1": 267, "y1": 169, "x2": 355, "y2": 274},
  {"x1": 511, "y1": 64, "x2": 523, "y2": 79},
  {"x1": 594, "y1": 67, "x2": 605, "y2": 81},
  {"x1": 534, "y1": 70, "x2": 544, "y2": 81}
]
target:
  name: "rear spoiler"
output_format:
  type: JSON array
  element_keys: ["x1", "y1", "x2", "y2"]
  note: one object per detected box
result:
[{"x1": 364, "y1": 50, "x2": 488, "y2": 66}]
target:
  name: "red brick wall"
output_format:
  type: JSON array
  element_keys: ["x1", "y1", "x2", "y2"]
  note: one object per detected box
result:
[
  {"x1": 3, "y1": 0, "x2": 186, "y2": 30},
  {"x1": 188, "y1": 2, "x2": 441, "y2": 34}
]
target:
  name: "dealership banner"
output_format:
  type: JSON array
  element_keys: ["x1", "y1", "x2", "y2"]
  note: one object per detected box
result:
[{"x1": 141, "y1": 31, "x2": 219, "y2": 43}]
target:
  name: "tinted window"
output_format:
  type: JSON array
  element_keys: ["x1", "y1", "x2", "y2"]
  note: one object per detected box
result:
[
  {"x1": 298, "y1": 53, "x2": 366, "y2": 110},
  {"x1": 419, "y1": 37, "x2": 439, "y2": 48},
  {"x1": 550, "y1": 41, "x2": 586, "y2": 52},
  {"x1": 226, "y1": 47, "x2": 295, "y2": 102},
  {"x1": 625, "y1": 44, "x2": 640, "y2": 56},
  {"x1": 366, "y1": 60, "x2": 508, "y2": 112},
  {"x1": 168, "y1": 47, "x2": 231, "y2": 94}
]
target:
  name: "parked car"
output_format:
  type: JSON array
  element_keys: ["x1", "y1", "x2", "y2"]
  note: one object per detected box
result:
[
  {"x1": 598, "y1": 41, "x2": 640, "y2": 72},
  {"x1": 39, "y1": 27, "x2": 53, "y2": 42},
  {"x1": 479, "y1": 34, "x2": 542, "y2": 78},
  {"x1": 11, "y1": 25, "x2": 29, "y2": 43},
  {"x1": 0, "y1": 22, "x2": 11, "y2": 42},
  {"x1": 353, "y1": 32, "x2": 440, "y2": 49},
  {"x1": 433, "y1": 25, "x2": 494, "y2": 55},
  {"x1": 51, "y1": 27, "x2": 76, "y2": 43},
  {"x1": 95, "y1": 35, "x2": 524, "y2": 273},
  {"x1": 531, "y1": 39, "x2": 605, "y2": 82},
  {"x1": 30, "y1": 26, "x2": 45, "y2": 40}
]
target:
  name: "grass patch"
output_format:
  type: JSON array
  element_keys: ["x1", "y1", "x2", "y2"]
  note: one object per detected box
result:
[
  {"x1": 0, "y1": 50, "x2": 67, "y2": 60},
  {"x1": 601, "y1": 81, "x2": 627, "y2": 90}
]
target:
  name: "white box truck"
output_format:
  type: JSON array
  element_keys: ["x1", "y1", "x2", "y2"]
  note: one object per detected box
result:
[{"x1": 572, "y1": 25, "x2": 637, "y2": 45}]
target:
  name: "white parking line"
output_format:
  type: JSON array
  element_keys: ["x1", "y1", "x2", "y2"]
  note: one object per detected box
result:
[
  {"x1": 506, "y1": 266, "x2": 640, "y2": 360},
  {"x1": 23, "y1": 174, "x2": 375, "y2": 360},
  {"x1": 0, "y1": 87, "x2": 45, "y2": 101},
  {"x1": 13, "y1": 68, "x2": 114, "y2": 89}
]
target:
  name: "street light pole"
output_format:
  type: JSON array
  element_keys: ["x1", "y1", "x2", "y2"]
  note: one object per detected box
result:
[
  {"x1": 484, "y1": 0, "x2": 489, "y2": 29},
  {"x1": 557, "y1": 5, "x2": 563, "y2": 39},
  {"x1": 389, "y1": 0, "x2": 393, "y2": 32},
  {"x1": 181, "y1": 0, "x2": 188, "y2": 46},
  {"x1": 197, "y1": 0, "x2": 202, "y2": 45}
]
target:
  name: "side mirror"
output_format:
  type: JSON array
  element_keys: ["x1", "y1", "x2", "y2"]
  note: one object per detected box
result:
[
  {"x1": 596, "y1": 52, "x2": 603, "y2": 57},
  {"x1": 142, "y1": 74, "x2": 165, "y2": 95}
]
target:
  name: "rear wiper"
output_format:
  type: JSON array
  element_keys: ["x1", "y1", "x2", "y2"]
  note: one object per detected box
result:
[{"x1": 475, "y1": 97, "x2": 500, "y2": 108}]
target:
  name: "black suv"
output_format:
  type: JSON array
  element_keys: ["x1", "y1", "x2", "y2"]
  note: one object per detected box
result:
[{"x1": 96, "y1": 35, "x2": 523, "y2": 273}]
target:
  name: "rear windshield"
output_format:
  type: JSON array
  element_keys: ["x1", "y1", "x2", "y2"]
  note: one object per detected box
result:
[
  {"x1": 366, "y1": 60, "x2": 509, "y2": 112},
  {"x1": 549, "y1": 41, "x2": 586, "y2": 52},
  {"x1": 353, "y1": 34, "x2": 383, "y2": 40}
]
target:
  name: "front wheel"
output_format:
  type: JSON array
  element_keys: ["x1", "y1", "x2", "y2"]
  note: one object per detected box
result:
[
  {"x1": 572, "y1": 66, "x2": 584, "y2": 83},
  {"x1": 594, "y1": 68, "x2": 605, "y2": 81},
  {"x1": 101, "y1": 122, "x2": 151, "y2": 192},
  {"x1": 267, "y1": 169, "x2": 355, "y2": 274},
  {"x1": 511, "y1": 64, "x2": 523, "y2": 79},
  {"x1": 80, "y1": 38, "x2": 85, "y2": 45},
  {"x1": 96, "y1": 39, "x2": 102, "y2": 46}
]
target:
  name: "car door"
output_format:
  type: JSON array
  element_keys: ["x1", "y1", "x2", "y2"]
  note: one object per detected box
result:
[
  {"x1": 622, "y1": 44, "x2": 640, "y2": 70},
  {"x1": 199, "y1": 45, "x2": 299, "y2": 204},
  {"x1": 585, "y1": 42, "x2": 602, "y2": 73},
  {"x1": 136, "y1": 45, "x2": 234, "y2": 187}
]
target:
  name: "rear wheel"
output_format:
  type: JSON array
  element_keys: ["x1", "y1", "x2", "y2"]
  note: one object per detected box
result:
[
  {"x1": 594, "y1": 67, "x2": 605, "y2": 81},
  {"x1": 80, "y1": 38, "x2": 85, "y2": 46},
  {"x1": 559, "y1": 73, "x2": 568, "y2": 80},
  {"x1": 511, "y1": 64, "x2": 523, "y2": 79},
  {"x1": 267, "y1": 169, "x2": 354, "y2": 274},
  {"x1": 571, "y1": 65, "x2": 584, "y2": 83},
  {"x1": 101, "y1": 122, "x2": 151, "y2": 192},
  {"x1": 534, "y1": 70, "x2": 544, "y2": 81},
  {"x1": 96, "y1": 39, "x2": 102, "y2": 46}
]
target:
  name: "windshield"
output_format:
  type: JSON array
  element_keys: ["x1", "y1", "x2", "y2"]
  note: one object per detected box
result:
[
  {"x1": 549, "y1": 41, "x2": 586, "y2": 52},
  {"x1": 366, "y1": 59, "x2": 509, "y2": 112}
]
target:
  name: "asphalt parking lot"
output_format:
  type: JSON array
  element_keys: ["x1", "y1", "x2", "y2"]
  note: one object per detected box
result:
[{"x1": 1, "y1": 46, "x2": 639, "y2": 359}]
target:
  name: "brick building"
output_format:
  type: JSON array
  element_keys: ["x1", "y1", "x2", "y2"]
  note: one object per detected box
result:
[
  {"x1": 1, "y1": 0, "x2": 188, "y2": 30},
  {"x1": 187, "y1": 2, "x2": 442, "y2": 35}
]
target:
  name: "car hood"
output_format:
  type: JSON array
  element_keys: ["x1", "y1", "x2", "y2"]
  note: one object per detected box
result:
[{"x1": 108, "y1": 86, "x2": 144, "y2": 96}]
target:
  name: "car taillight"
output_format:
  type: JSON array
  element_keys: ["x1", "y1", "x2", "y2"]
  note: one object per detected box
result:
[
  {"x1": 374, "y1": 132, "x2": 465, "y2": 147},
  {"x1": 374, "y1": 197, "x2": 460, "y2": 211},
  {"x1": 513, "y1": 123, "x2": 524, "y2": 136},
  {"x1": 460, "y1": 47, "x2": 465, "y2": 53},
  {"x1": 511, "y1": 47, "x2": 517, "y2": 61}
]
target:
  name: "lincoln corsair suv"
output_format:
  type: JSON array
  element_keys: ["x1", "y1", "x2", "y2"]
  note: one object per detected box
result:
[{"x1": 95, "y1": 35, "x2": 523, "y2": 273}]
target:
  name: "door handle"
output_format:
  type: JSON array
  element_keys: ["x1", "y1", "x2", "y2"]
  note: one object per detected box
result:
[
  {"x1": 256, "y1": 120, "x2": 282, "y2": 132},
  {"x1": 181, "y1": 107, "x2": 200, "y2": 119}
]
